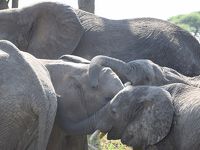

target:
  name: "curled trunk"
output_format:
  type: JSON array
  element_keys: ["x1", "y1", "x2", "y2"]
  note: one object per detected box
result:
[{"x1": 89, "y1": 55, "x2": 129, "y2": 87}]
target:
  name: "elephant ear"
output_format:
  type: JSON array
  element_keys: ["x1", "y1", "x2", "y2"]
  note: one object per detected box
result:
[
  {"x1": 125, "y1": 87, "x2": 174, "y2": 147},
  {"x1": 56, "y1": 75, "x2": 88, "y2": 127},
  {"x1": 59, "y1": 55, "x2": 90, "y2": 64},
  {"x1": 20, "y1": 2, "x2": 84, "y2": 58}
]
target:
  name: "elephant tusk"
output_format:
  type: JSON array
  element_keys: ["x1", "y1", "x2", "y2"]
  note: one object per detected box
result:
[
  {"x1": 89, "y1": 130, "x2": 101, "y2": 141},
  {"x1": 99, "y1": 132, "x2": 106, "y2": 139},
  {"x1": 89, "y1": 130, "x2": 107, "y2": 142}
]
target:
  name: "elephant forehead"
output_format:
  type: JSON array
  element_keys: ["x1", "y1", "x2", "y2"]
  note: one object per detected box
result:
[
  {"x1": 99, "y1": 67, "x2": 124, "y2": 92},
  {"x1": 144, "y1": 87, "x2": 171, "y2": 101}
]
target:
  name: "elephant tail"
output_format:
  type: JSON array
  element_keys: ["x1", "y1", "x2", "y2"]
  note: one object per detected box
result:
[{"x1": 33, "y1": 93, "x2": 57, "y2": 150}]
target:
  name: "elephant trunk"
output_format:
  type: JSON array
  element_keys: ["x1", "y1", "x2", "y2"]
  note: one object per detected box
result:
[
  {"x1": 59, "y1": 103, "x2": 112, "y2": 136},
  {"x1": 89, "y1": 55, "x2": 129, "y2": 88}
]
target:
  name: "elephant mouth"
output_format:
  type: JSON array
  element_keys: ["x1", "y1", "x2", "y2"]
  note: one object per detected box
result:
[
  {"x1": 121, "y1": 135, "x2": 139, "y2": 148},
  {"x1": 107, "y1": 127, "x2": 123, "y2": 140}
]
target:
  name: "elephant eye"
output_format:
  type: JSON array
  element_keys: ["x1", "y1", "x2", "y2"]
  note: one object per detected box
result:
[
  {"x1": 110, "y1": 107, "x2": 118, "y2": 118},
  {"x1": 105, "y1": 97, "x2": 112, "y2": 102}
]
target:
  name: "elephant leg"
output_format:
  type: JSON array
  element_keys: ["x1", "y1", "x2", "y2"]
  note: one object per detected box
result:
[
  {"x1": 47, "y1": 122, "x2": 88, "y2": 150},
  {"x1": 47, "y1": 122, "x2": 65, "y2": 150}
]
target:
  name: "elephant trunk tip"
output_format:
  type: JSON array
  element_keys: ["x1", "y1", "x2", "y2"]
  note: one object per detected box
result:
[
  {"x1": 90, "y1": 79, "x2": 99, "y2": 88},
  {"x1": 88, "y1": 64, "x2": 102, "y2": 88}
]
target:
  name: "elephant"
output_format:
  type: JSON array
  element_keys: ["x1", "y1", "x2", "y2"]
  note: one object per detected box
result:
[
  {"x1": 61, "y1": 83, "x2": 200, "y2": 150},
  {"x1": 0, "y1": 40, "x2": 57, "y2": 150},
  {"x1": 37, "y1": 55, "x2": 124, "y2": 150},
  {"x1": 0, "y1": 2, "x2": 200, "y2": 77},
  {"x1": 88, "y1": 55, "x2": 200, "y2": 87},
  {"x1": 118, "y1": 83, "x2": 200, "y2": 150}
]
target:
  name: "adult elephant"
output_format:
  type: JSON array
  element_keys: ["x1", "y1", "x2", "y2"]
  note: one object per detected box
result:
[
  {"x1": 88, "y1": 55, "x2": 200, "y2": 87},
  {"x1": 0, "y1": 2, "x2": 200, "y2": 76},
  {"x1": 38, "y1": 56, "x2": 124, "y2": 150},
  {"x1": 61, "y1": 83, "x2": 200, "y2": 150},
  {"x1": 0, "y1": 40, "x2": 57, "y2": 150}
]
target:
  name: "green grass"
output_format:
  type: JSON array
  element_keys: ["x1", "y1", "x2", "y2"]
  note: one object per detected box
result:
[{"x1": 88, "y1": 134, "x2": 132, "y2": 150}]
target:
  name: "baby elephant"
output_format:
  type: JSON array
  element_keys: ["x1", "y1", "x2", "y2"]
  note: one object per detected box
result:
[
  {"x1": 89, "y1": 55, "x2": 199, "y2": 87},
  {"x1": 113, "y1": 83, "x2": 200, "y2": 150}
]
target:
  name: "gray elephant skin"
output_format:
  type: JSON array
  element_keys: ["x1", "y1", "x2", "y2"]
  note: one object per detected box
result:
[
  {"x1": 89, "y1": 55, "x2": 200, "y2": 87},
  {"x1": 38, "y1": 56, "x2": 124, "y2": 150},
  {"x1": 0, "y1": 2, "x2": 200, "y2": 76},
  {"x1": 119, "y1": 84, "x2": 200, "y2": 150},
  {"x1": 1, "y1": 1, "x2": 200, "y2": 149},
  {"x1": 0, "y1": 40, "x2": 57, "y2": 150},
  {"x1": 65, "y1": 83, "x2": 200, "y2": 150},
  {"x1": 87, "y1": 55, "x2": 200, "y2": 149}
]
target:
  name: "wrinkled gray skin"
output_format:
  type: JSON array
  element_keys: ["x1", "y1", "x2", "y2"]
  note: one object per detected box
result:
[
  {"x1": 58, "y1": 85, "x2": 173, "y2": 147},
  {"x1": 0, "y1": 2, "x2": 200, "y2": 77},
  {"x1": 0, "y1": 40, "x2": 57, "y2": 150},
  {"x1": 1, "y1": 2, "x2": 200, "y2": 149},
  {"x1": 70, "y1": 83, "x2": 200, "y2": 150},
  {"x1": 39, "y1": 57, "x2": 124, "y2": 150},
  {"x1": 89, "y1": 55, "x2": 200, "y2": 87},
  {"x1": 119, "y1": 83, "x2": 200, "y2": 150}
]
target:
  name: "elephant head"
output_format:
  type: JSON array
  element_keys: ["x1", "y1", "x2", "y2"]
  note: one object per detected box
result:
[
  {"x1": 60, "y1": 85, "x2": 174, "y2": 149},
  {"x1": 116, "y1": 86, "x2": 174, "y2": 149},
  {"x1": 40, "y1": 58, "x2": 124, "y2": 135},
  {"x1": 0, "y1": 2, "x2": 84, "y2": 59},
  {"x1": 89, "y1": 55, "x2": 190, "y2": 87}
]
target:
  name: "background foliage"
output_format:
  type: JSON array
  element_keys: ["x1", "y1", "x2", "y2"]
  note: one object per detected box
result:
[{"x1": 168, "y1": 11, "x2": 200, "y2": 41}]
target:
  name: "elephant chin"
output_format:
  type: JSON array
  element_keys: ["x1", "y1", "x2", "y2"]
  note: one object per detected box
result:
[{"x1": 107, "y1": 127, "x2": 124, "y2": 140}]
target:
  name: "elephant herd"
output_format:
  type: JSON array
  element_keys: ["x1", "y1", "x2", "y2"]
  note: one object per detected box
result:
[{"x1": 1, "y1": 2, "x2": 200, "y2": 150}]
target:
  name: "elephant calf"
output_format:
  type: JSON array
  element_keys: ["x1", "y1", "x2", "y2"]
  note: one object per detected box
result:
[
  {"x1": 38, "y1": 55, "x2": 124, "y2": 150},
  {"x1": 116, "y1": 83, "x2": 200, "y2": 150},
  {"x1": 89, "y1": 55, "x2": 200, "y2": 87}
]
